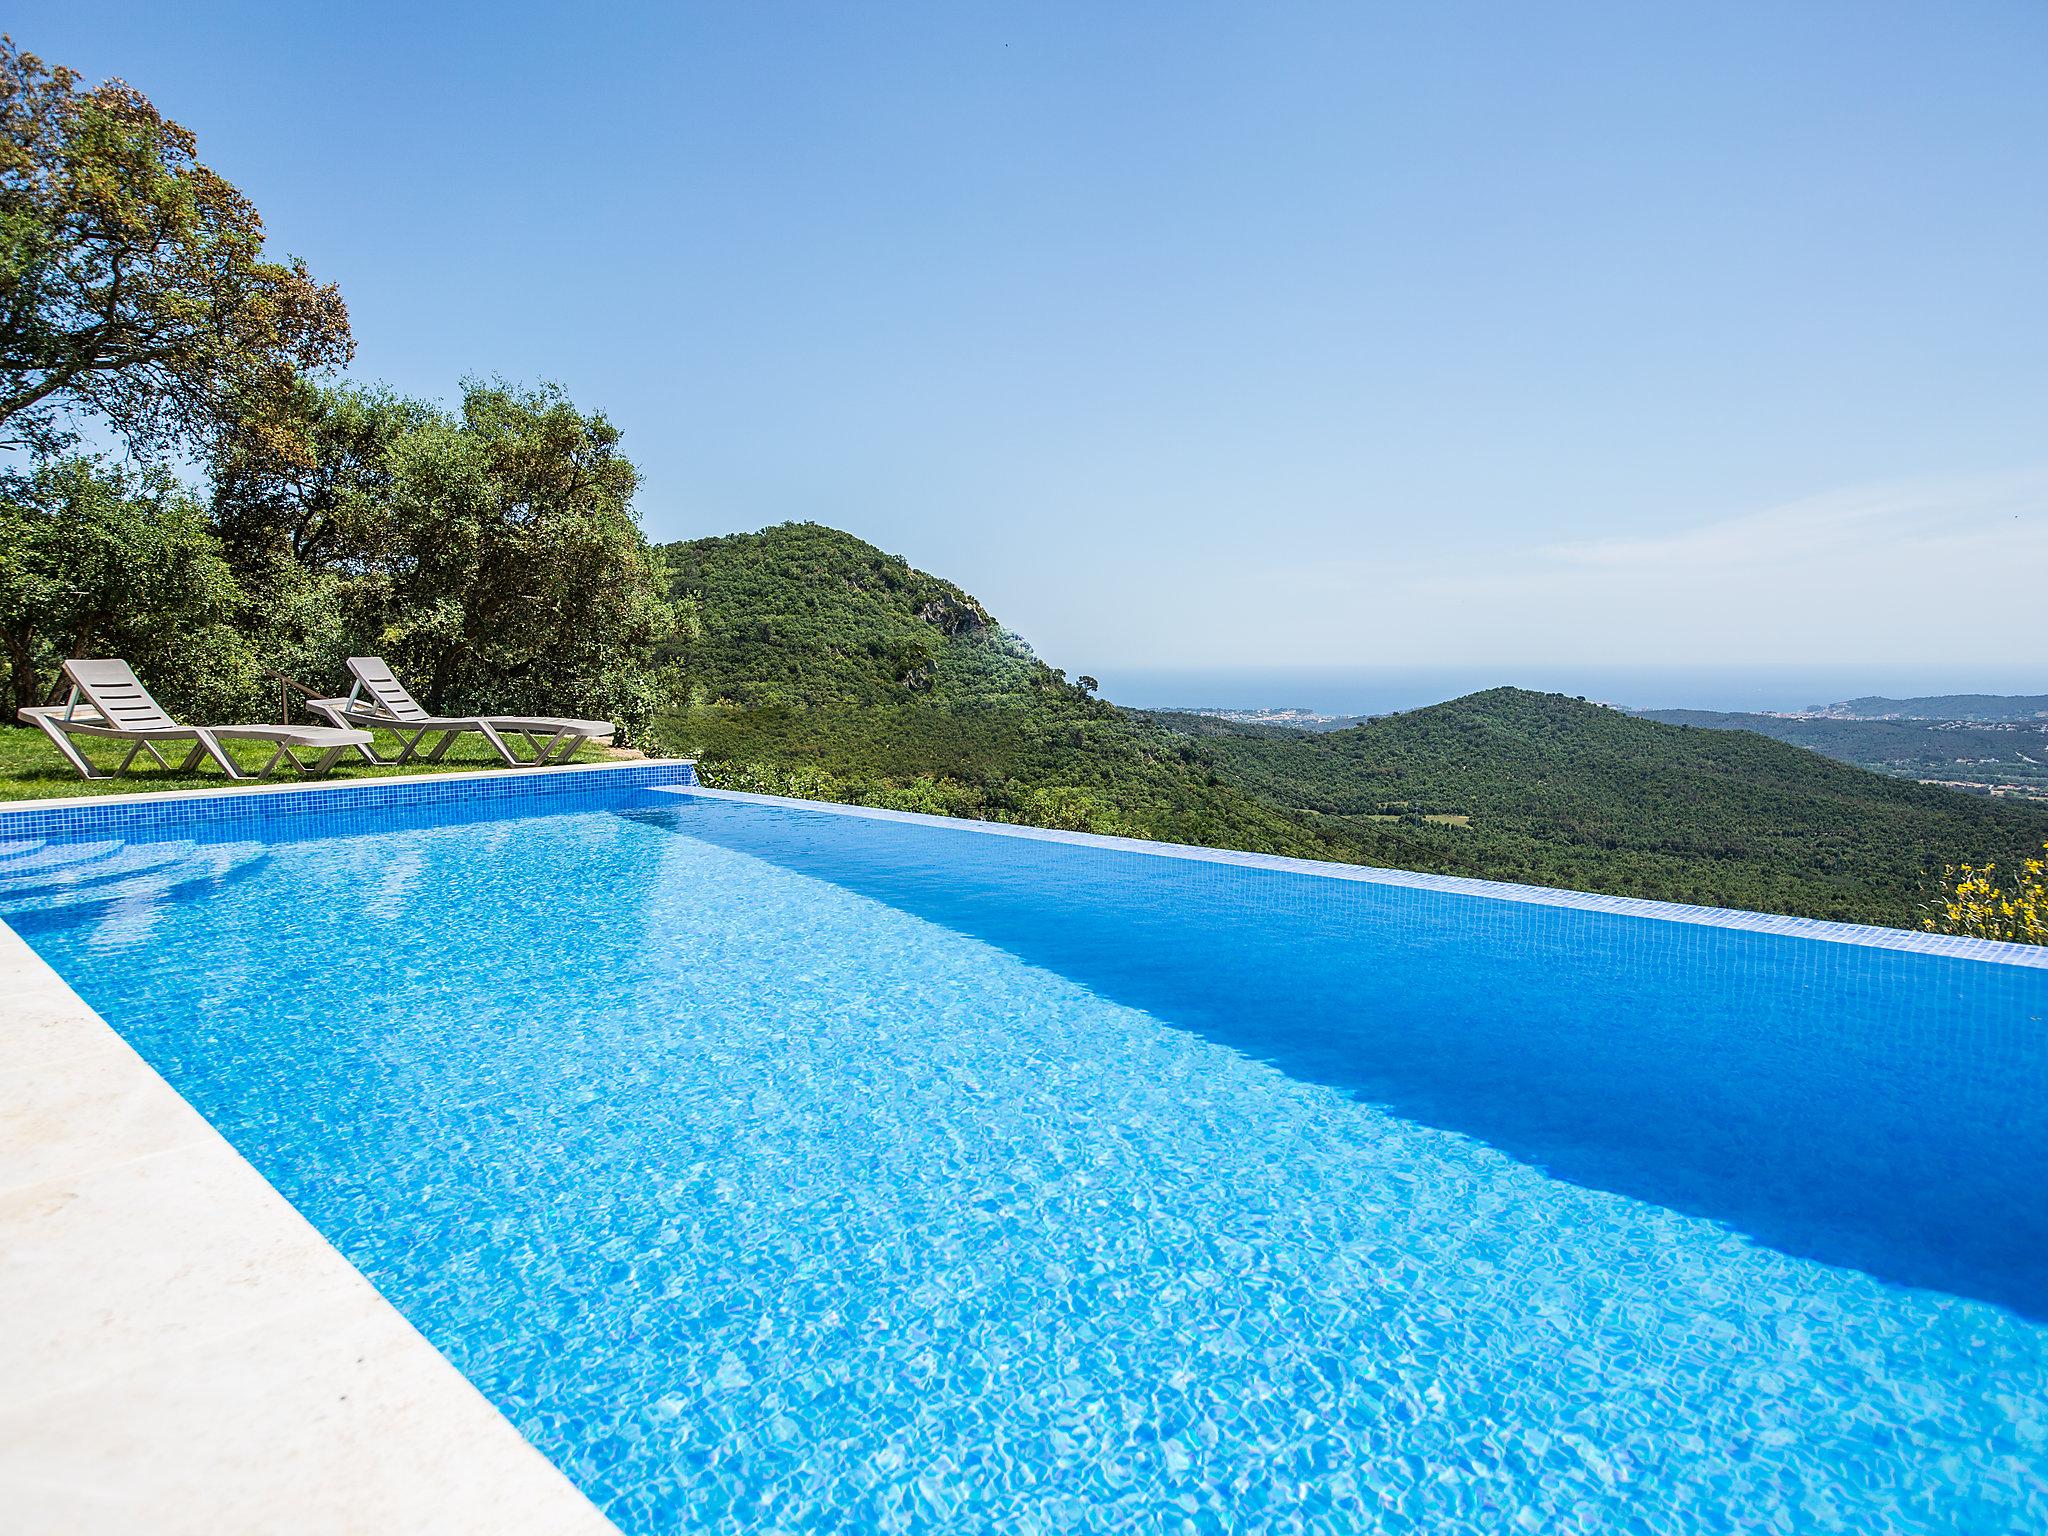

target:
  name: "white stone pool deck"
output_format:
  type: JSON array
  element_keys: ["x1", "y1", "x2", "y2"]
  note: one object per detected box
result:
[{"x1": 0, "y1": 767, "x2": 644, "y2": 1536}]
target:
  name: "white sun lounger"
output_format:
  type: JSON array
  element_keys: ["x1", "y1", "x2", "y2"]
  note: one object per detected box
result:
[
  {"x1": 304, "y1": 657, "x2": 615, "y2": 768},
  {"x1": 19, "y1": 659, "x2": 374, "y2": 781}
]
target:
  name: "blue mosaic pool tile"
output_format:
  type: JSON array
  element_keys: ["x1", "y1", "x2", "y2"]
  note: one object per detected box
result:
[
  {"x1": 0, "y1": 761, "x2": 695, "y2": 844},
  {"x1": 659, "y1": 785, "x2": 2048, "y2": 970}
]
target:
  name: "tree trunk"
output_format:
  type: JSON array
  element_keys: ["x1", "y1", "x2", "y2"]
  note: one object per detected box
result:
[{"x1": 2, "y1": 628, "x2": 42, "y2": 718}]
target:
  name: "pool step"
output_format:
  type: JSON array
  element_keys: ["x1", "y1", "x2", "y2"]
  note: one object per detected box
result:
[
  {"x1": 0, "y1": 840, "x2": 124, "y2": 879},
  {"x1": 0, "y1": 843, "x2": 212, "y2": 894},
  {"x1": 0, "y1": 840, "x2": 267, "y2": 918}
]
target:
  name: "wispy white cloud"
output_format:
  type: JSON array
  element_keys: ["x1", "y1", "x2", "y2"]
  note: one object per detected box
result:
[
  {"x1": 1257, "y1": 468, "x2": 2048, "y2": 665},
  {"x1": 1542, "y1": 469, "x2": 2045, "y2": 573}
]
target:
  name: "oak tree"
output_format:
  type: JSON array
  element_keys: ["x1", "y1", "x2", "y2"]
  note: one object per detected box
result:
[{"x1": 0, "y1": 37, "x2": 352, "y2": 462}]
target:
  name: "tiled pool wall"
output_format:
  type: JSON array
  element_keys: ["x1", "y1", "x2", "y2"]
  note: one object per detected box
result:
[
  {"x1": 662, "y1": 785, "x2": 2048, "y2": 970},
  {"x1": 2, "y1": 761, "x2": 2039, "y2": 971},
  {"x1": 0, "y1": 760, "x2": 696, "y2": 844}
]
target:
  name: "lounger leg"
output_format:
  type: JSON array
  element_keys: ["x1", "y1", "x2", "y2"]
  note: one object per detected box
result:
[
  {"x1": 32, "y1": 715, "x2": 110, "y2": 779},
  {"x1": 474, "y1": 721, "x2": 519, "y2": 765},
  {"x1": 114, "y1": 741, "x2": 147, "y2": 777},
  {"x1": 393, "y1": 728, "x2": 433, "y2": 765},
  {"x1": 275, "y1": 744, "x2": 342, "y2": 777},
  {"x1": 173, "y1": 741, "x2": 209, "y2": 772},
  {"x1": 424, "y1": 729, "x2": 463, "y2": 764},
  {"x1": 531, "y1": 730, "x2": 583, "y2": 765},
  {"x1": 193, "y1": 729, "x2": 248, "y2": 781},
  {"x1": 253, "y1": 744, "x2": 289, "y2": 778}
]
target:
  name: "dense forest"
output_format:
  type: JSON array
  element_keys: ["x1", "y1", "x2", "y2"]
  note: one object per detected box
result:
[
  {"x1": 1641, "y1": 709, "x2": 2048, "y2": 799},
  {"x1": 1160, "y1": 692, "x2": 2048, "y2": 925},
  {"x1": 653, "y1": 524, "x2": 1352, "y2": 857}
]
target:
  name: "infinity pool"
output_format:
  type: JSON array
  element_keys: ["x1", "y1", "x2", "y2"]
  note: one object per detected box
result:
[{"x1": 7, "y1": 779, "x2": 2047, "y2": 1532}]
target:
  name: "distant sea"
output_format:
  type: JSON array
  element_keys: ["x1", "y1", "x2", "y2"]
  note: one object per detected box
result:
[{"x1": 1093, "y1": 666, "x2": 2048, "y2": 718}]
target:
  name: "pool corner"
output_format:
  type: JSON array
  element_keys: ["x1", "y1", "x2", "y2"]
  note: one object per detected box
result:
[{"x1": 0, "y1": 900, "x2": 623, "y2": 1533}]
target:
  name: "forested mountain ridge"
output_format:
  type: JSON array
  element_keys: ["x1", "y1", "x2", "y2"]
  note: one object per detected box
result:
[
  {"x1": 651, "y1": 523, "x2": 1361, "y2": 859},
  {"x1": 1153, "y1": 691, "x2": 2048, "y2": 923},
  {"x1": 652, "y1": 524, "x2": 2048, "y2": 929},
  {"x1": 1640, "y1": 709, "x2": 2048, "y2": 800},
  {"x1": 662, "y1": 521, "x2": 1027, "y2": 708}
]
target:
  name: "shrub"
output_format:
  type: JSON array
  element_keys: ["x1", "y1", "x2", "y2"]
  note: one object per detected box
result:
[{"x1": 1927, "y1": 842, "x2": 2048, "y2": 946}]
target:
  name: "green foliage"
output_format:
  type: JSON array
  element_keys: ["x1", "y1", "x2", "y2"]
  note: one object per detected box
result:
[
  {"x1": 1640, "y1": 709, "x2": 2048, "y2": 799},
  {"x1": 0, "y1": 379, "x2": 677, "y2": 743},
  {"x1": 211, "y1": 379, "x2": 677, "y2": 736},
  {"x1": 1159, "y1": 690, "x2": 2048, "y2": 926},
  {"x1": 651, "y1": 524, "x2": 1356, "y2": 859},
  {"x1": 0, "y1": 458, "x2": 256, "y2": 720},
  {"x1": 1926, "y1": 842, "x2": 2047, "y2": 947},
  {"x1": 663, "y1": 521, "x2": 1020, "y2": 708},
  {"x1": 209, "y1": 378, "x2": 438, "y2": 571},
  {"x1": 0, "y1": 38, "x2": 352, "y2": 461}
]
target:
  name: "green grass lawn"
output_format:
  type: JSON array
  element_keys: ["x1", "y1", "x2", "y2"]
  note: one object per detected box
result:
[{"x1": 0, "y1": 724, "x2": 626, "y2": 802}]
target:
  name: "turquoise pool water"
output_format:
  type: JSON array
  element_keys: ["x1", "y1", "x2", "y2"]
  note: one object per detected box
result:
[{"x1": 7, "y1": 783, "x2": 2047, "y2": 1532}]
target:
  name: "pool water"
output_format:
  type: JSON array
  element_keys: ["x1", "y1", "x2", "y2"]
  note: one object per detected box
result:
[{"x1": 8, "y1": 785, "x2": 2048, "y2": 1533}]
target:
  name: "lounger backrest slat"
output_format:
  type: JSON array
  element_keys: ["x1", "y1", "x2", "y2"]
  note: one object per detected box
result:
[
  {"x1": 63, "y1": 659, "x2": 180, "y2": 731},
  {"x1": 347, "y1": 656, "x2": 431, "y2": 722}
]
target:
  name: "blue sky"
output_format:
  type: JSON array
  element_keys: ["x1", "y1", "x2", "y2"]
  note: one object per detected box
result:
[{"x1": 19, "y1": 2, "x2": 2046, "y2": 683}]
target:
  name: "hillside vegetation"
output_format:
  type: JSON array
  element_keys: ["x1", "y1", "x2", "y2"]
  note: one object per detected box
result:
[
  {"x1": 652, "y1": 523, "x2": 2048, "y2": 929},
  {"x1": 1161, "y1": 692, "x2": 2048, "y2": 924},
  {"x1": 653, "y1": 524, "x2": 1354, "y2": 858},
  {"x1": 1641, "y1": 709, "x2": 2048, "y2": 800}
]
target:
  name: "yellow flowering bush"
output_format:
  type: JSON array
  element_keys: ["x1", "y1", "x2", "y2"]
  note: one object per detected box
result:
[{"x1": 1927, "y1": 841, "x2": 2048, "y2": 946}]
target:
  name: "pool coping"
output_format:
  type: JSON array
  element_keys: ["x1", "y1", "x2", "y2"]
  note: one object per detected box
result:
[
  {"x1": 661, "y1": 785, "x2": 2048, "y2": 969},
  {"x1": 0, "y1": 768, "x2": 667, "y2": 1533},
  {"x1": 0, "y1": 753, "x2": 677, "y2": 816}
]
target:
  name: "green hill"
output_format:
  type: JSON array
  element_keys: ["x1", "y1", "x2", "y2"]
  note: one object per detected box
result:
[
  {"x1": 650, "y1": 523, "x2": 2048, "y2": 929},
  {"x1": 1155, "y1": 691, "x2": 2048, "y2": 924},
  {"x1": 1639, "y1": 709, "x2": 2048, "y2": 798},
  {"x1": 661, "y1": 520, "x2": 1028, "y2": 707},
  {"x1": 652, "y1": 523, "x2": 1353, "y2": 858}
]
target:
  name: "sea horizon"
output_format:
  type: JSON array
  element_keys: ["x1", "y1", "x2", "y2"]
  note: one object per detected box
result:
[{"x1": 1092, "y1": 665, "x2": 2048, "y2": 718}]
